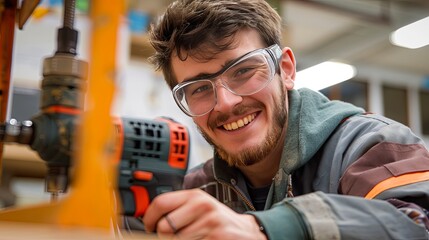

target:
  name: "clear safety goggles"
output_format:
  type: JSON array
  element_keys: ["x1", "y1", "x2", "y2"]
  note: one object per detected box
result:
[{"x1": 172, "y1": 44, "x2": 282, "y2": 117}]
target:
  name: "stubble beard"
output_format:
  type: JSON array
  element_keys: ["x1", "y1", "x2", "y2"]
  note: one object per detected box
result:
[{"x1": 197, "y1": 83, "x2": 288, "y2": 167}]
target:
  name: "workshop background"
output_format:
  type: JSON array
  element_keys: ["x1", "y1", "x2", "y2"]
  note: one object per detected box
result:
[{"x1": 2, "y1": 0, "x2": 429, "y2": 209}]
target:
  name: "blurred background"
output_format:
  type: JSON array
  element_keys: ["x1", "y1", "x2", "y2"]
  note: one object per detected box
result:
[{"x1": 2, "y1": 0, "x2": 429, "y2": 209}]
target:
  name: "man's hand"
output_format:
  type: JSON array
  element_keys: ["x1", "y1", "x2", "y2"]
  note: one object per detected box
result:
[{"x1": 143, "y1": 189, "x2": 267, "y2": 240}]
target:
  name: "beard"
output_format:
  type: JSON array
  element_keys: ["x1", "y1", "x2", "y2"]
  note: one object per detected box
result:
[{"x1": 197, "y1": 80, "x2": 288, "y2": 167}]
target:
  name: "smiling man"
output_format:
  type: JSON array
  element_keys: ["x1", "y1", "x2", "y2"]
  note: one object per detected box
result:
[
  {"x1": 142, "y1": 0, "x2": 429, "y2": 239},
  {"x1": 173, "y1": 29, "x2": 292, "y2": 173}
]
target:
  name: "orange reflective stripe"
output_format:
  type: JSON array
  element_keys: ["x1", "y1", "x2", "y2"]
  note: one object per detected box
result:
[{"x1": 365, "y1": 171, "x2": 429, "y2": 199}]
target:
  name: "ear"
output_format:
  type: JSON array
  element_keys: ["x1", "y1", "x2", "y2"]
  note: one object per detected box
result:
[{"x1": 279, "y1": 47, "x2": 296, "y2": 90}]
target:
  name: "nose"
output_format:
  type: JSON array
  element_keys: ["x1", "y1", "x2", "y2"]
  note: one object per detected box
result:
[{"x1": 212, "y1": 83, "x2": 243, "y2": 113}]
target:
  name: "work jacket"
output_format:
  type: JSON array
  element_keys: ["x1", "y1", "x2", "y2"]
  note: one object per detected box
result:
[{"x1": 183, "y1": 88, "x2": 429, "y2": 239}]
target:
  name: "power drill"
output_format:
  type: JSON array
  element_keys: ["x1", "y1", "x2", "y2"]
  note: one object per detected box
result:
[{"x1": 116, "y1": 116, "x2": 190, "y2": 217}]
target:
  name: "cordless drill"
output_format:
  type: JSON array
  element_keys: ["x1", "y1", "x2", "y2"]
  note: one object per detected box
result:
[{"x1": 116, "y1": 117, "x2": 190, "y2": 217}]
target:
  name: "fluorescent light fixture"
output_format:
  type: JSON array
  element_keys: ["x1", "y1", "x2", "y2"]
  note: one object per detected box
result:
[
  {"x1": 390, "y1": 16, "x2": 429, "y2": 49},
  {"x1": 295, "y1": 61, "x2": 356, "y2": 91}
]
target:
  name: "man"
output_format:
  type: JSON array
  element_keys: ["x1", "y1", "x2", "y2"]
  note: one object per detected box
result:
[{"x1": 142, "y1": 0, "x2": 429, "y2": 239}]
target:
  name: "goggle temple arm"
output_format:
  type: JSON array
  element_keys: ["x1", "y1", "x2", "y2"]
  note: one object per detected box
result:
[{"x1": 267, "y1": 44, "x2": 283, "y2": 73}]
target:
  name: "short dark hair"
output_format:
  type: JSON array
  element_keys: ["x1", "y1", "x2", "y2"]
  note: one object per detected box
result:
[{"x1": 148, "y1": 0, "x2": 282, "y2": 89}]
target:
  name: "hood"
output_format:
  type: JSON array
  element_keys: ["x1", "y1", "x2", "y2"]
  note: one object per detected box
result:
[
  {"x1": 269, "y1": 88, "x2": 364, "y2": 203},
  {"x1": 281, "y1": 88, "x2": 364, "y2": 172}
]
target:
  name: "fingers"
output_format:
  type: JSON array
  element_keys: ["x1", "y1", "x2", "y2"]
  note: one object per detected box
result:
[
  {"x1": 143, "y1": 189, "x2": 212, "y2": 233},
  {"x1": 164, "y1": 214, "x2": 178, "y2": 233},
  {"x1": 157, "y1": 191, "x2": 217, "y2": 233},
  {"x1": 156, "y1": 204, "x2": 219, "y2": 239},
  {"x1": 143, "y1": 189, "x2": 266, "y2": 239},
  {"x1": 143, "y1": 190, "x2": 187, "y2": 232},
  {"x1": 170, "y1": 211, "x2": 215, "y2": 238},
  {"x1": 155, "y1": 215, "x2": 179, "y2": 240}
]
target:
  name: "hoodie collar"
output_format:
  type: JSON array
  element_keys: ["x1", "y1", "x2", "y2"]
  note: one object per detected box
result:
[{"x1": 281, "y1": 88, "x2": 364, "y2": 173}]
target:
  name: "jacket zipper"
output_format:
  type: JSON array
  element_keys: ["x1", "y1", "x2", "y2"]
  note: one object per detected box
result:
[{"x1": 218, "y1": 179, "x2": 256, "y2": 211}]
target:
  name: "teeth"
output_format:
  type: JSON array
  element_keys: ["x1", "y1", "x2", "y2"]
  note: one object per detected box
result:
[
  {"x1": 223, "y1": 113, "x2": 256, "y2": 131},
  {"x1": 243, "y1": 117, "x2": 249, "y2": 125},
  {"x1": 237, "y1": 119, "x2": 244, "y2": 128}
]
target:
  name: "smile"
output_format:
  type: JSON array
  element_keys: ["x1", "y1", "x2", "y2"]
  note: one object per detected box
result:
[{"x1": 222, "y1": 113, "x2": 256, "y2": 131}]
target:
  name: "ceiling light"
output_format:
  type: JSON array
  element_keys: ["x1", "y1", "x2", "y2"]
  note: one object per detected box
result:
[
  {"x1": 295, "y1": 61, "x2": 356, "y2": 91},
  {"x1": 390, "y1": 16, "x2": 429, "y2": 49}
]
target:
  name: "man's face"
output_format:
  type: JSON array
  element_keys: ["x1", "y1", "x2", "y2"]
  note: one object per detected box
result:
[{"x1": 171, "y1": 29, "x2": 295, "y2": 167}]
